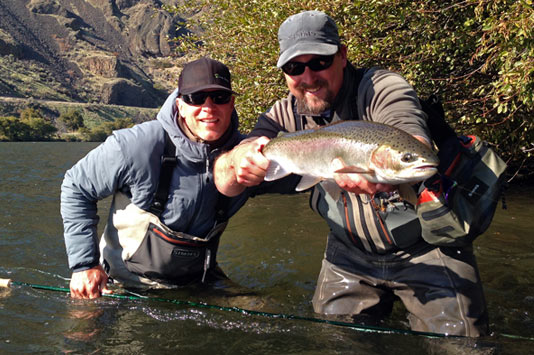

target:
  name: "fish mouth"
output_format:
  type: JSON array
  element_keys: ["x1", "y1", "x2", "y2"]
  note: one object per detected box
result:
[
  {"x1": 414, "y1": 165, "x2": 438, "y2": 175},
  {"x1": 416, "y1": 165, "x2": 438, "y2": 170}
]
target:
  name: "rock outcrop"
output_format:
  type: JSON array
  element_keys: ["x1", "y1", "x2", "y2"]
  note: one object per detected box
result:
[{"x1": 0, "y1": 0, "x2": 185, "y2": 107}]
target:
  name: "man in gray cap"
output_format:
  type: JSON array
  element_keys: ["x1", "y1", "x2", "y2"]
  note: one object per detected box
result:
[
  {"x1": 62, "y1": 57, "x2": 251, "y2": 298},
  {"x1": 214, "y1": 11, "x2": 489, "y2": 336}
]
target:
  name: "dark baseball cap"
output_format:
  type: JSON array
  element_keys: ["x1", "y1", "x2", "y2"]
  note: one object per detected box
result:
[
  {"x1": 277, "y1": 11, "x2": 340, "y2": 68},
  {"x1": 178, "y1": 57, "x2": 235, "y2": 95}
]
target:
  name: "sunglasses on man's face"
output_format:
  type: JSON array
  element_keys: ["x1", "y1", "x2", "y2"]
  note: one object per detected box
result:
[
  {"x1": 181, "y1": 90, "x2": 233, "y2": 106},
  {"x1": 281, "y1": 55, "x2": 336, "y2": 76}
]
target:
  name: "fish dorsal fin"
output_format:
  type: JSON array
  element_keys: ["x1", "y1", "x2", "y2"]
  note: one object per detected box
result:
[
  {"x1": 265, "y1": 161, "x2": 291, "y2": 181},
  {"x1": 334, "y1": 166, "x2": 375, "y2": 175},
  {"x1": 296, "y1": 175, "x2": 323, "y2": 191}
]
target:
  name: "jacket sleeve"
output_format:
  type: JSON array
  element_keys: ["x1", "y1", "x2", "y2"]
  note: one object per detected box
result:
[
  {"x1": 248, "y1": 96, "x2": 298, "y2": 138},
  {"x1": 60, "y1": 134, "x2": 130, "y2": 271},
  {"x1": 358, "y1": 68, "x2": 431, "y2": 143},
  {"x1": 244, "y1": 98, "x2": 303, "y2": 195},
  {"x1": 248, "y1": 112, "x2": 286, "y2": 139}
]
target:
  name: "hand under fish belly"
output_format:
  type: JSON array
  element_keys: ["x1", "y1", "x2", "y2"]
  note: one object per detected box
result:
[{"x1": 262, "y1": 120, "x2": 439, "y2": 192}]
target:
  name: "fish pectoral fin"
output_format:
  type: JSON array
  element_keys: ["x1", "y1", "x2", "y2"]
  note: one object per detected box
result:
[
  {"x1": 397, "y1": 183, "x2": 418, "y2": 206},
  {"x1": 265, "y1": 161, "x2": 291, "y2": 181},
  {"x1": 321, "y1": 180, "x2": 342, "y2": 201},
  {"x1": 333, "y1": 166, "x2": 375, "y2": 175},
  {"x1": 296, "y1": 175, "x2": 323, "y2": 191}
]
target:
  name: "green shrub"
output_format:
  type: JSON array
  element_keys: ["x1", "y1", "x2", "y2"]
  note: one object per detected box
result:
[
  {"x1": 59, "y1": 109, "x2": 85, "y2": 131},
  {"x1": 19, "y1": 107, "x2": 57, "y2": 140},
  {"x1": 0, "y1": 116, "x2": 27, "y2": 141},
  {"x1": 0, "y1": 108, "x2": 57, "y2": 141},
  {"x1": 79, "y1": 117, "x2": 135, "y2": 142}
]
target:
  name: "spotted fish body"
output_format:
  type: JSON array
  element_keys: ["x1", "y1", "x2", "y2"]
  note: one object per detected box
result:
[{"x1": 262, "y1": 120, "x2": 439, "y2": 191}]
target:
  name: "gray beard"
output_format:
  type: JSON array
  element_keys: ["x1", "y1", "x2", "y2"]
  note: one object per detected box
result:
[
  {"x1": 294, "y1": 79, "x2": 336, "y2": 114},
  {"x1": 296, "y1": 96, "x2": 332, "y2": 115}
]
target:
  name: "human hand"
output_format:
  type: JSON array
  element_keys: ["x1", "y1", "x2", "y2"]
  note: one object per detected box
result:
[
  {"x1": 230, "y1": 136, "x2": 271, "y2": 186},
  {"x1": 332, "y1": 158, "x2": 394, "y2": 195},
  {"x1": 69, "y1": 265, "x2": 112, "y2": 299}
]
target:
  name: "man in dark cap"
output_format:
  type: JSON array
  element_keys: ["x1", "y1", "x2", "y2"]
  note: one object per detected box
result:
[
  {"x1": 61, "y1": 57, "x2": 250, "y2": 298},
  {"x1": 214, "y1": 11, "x2": 489, "y2": 336}
]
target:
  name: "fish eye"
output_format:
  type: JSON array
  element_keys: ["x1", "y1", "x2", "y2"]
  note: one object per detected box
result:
[{"x1": 401, "y1": 152, "x2": 415, "y2": 162}]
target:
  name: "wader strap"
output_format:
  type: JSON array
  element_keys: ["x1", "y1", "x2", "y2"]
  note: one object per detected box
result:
[
  {"x1": 292, "y1": 97, "x2": 304, "y2": 131},
  {"x1": 354, "y1": 67, "x2": 365, "y2": 90},
  {"x1": 345, "y1": 67, "x2": 365, "y2": 122},
  {"x1": 215, "y1": 194, "x2": 230, "y2": 224},
  {"x1": 149, "y1": 132, "x2": 177, "y2": 217}
]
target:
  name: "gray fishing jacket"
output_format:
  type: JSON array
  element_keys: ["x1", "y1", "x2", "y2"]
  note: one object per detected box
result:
[
  {"x1": 249, "y1": 64, "x2": 434, "y2": 259},
  {"x1": 61, "y1": 89, "x2": 248, "y2": 272}
]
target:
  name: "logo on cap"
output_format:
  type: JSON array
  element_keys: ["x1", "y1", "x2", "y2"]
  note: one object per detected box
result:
[{"x1": 214, "y1": 73, "x2": 230, "y2": 84}]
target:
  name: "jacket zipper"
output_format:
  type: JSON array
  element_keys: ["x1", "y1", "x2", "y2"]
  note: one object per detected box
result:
[{"x1": 152, "y1": 226, "x2": 204, "y2": 247}]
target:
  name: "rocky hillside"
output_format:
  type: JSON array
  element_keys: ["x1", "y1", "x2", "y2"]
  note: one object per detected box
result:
[{"x1": 0, "y1": 0, "x2": 188, "y2": 108}]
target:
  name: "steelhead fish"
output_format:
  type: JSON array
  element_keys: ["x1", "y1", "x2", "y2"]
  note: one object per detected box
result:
[{"x1": 262, "y1": 120, "x2": 439, "y2": 191}]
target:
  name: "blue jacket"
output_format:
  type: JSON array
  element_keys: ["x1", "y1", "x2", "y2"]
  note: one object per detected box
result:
[{"x1": 61, "y1": 89, "x2": 248, "y2": 271}]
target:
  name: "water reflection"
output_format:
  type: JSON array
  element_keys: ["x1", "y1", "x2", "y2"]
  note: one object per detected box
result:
[
  {"x1": 64, "y1": 306, "x2": 104, "y2": 342},
  {"x1": 0, "y1": 286, "x2": 12, "y2": 299}
]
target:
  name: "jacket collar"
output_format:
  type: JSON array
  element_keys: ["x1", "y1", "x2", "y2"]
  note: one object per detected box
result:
[{"x1": 156, "y1": 89, "x2": 242, "y2": 162}]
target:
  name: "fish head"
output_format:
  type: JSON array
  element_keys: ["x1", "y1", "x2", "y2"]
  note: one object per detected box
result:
[{"x1": 370, "y1": 142, "x2": 439, "y2": 184}]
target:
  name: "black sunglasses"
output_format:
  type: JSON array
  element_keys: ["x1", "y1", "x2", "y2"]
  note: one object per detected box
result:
[
  {"x1": 281, "y1": 55, "x2": 336, "y2": 76},
  {"x1": 181, "y1": 90, "x2": 232, "y2": 105}
]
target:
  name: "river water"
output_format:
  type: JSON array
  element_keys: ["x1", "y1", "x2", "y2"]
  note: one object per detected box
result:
[{"x1": 0, "y1": 142, "x2": 533, "y2": 354}]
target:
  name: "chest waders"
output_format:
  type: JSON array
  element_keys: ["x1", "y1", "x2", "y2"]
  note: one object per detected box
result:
[{"x1": 99, "y1": 133, "x2": 229, "y2": 289}]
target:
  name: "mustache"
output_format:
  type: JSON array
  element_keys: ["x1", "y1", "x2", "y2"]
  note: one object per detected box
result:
[{"x1": 297, "y1": 79, "x2": 328, "y2": 91}]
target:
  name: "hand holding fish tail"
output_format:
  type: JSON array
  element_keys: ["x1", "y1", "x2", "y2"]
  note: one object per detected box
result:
[
  {"x1": 214, "y1": 136, "x2": 271, "y2": 196},
  {"x1": 332, "y1": 158, "x2": 395, "y2": 195}
]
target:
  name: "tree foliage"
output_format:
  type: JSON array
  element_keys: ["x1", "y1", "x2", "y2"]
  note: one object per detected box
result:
[
  {"x1": 166, "y1": 0, "x2": 534, "y2": 177},
  {"x1": 0, "y1": 116, "x2": 27, "y2": 141},
  {"x1": 79, "y1": 117, "x2": 135, "y2": 142},
  {"x1": 0, "y1": 108, "x2": 57, "y2": 141},
  {"x1": 58, "y1": 109, "x2": 85, "y2": 131},
  {"x1": 0, "y1": 105, "x2": 136, "y2": 142}
]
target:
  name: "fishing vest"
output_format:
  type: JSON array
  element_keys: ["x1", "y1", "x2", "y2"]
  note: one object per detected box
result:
[
  {"x1": 99, "y1": 133, "x2": 229, "y2": 288},
  {"x1": 289, "y1": 66, "x2": 423, "y2": 254},
  {"x1": 259, "y1": 64, "x2": 504, "y2": 256}
]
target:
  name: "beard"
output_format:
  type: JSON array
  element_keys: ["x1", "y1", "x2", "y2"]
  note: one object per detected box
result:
[{"x1": 294, "y1": 79, "x2": 336, "y2": 115}]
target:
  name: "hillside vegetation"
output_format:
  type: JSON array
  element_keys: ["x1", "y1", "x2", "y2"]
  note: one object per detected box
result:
[
  {"x1": 167, "y1": 0, "x2": 534, "y2": 180},
  {"x1": 0, "y1": 0, "x2": 187, "y2": 107},
  {"x1": 0, "y1": 97, "x2": 158, "y2": 141},
  {"x1": 0, "y1": 0, "x2": 182, "y2": 141}
]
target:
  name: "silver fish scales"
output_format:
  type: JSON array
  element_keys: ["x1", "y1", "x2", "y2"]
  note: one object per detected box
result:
[{"x1": 262, "y1": 120, "x2": 439, "y2": 191}]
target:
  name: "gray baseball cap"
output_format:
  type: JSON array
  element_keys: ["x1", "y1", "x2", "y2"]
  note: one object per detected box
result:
[{"x1": 277, "y1": 11, "x2": 340, "y2": 68}]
